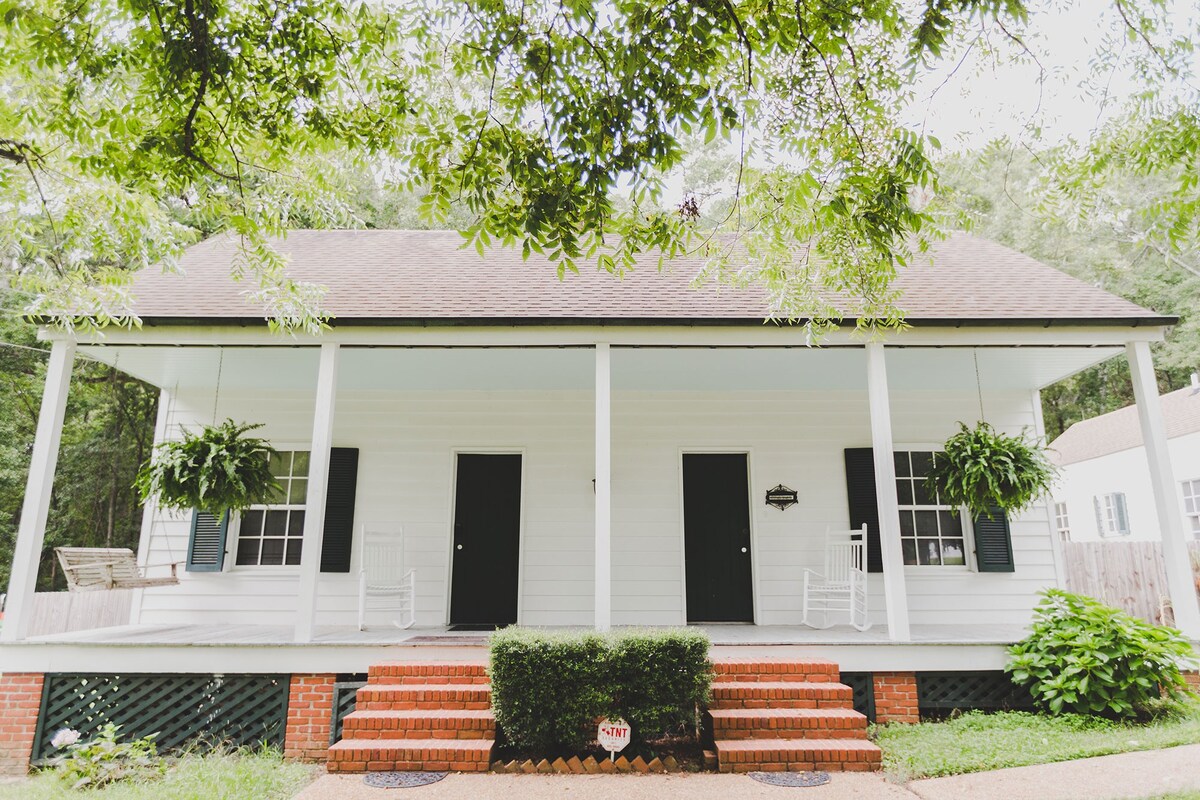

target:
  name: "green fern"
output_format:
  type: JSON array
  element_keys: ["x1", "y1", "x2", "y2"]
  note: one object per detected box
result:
[
  {"x1": 135, "y1": 420, "x2": 279, "y2": 515},
  {"x1": 926, "y1": 421, "x2": 1056, "y2": 518}
]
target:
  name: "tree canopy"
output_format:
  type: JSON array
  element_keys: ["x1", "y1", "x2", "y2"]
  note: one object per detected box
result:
[{"x1": 1, "y1": 0, "x2": 1197, "y2": 332}]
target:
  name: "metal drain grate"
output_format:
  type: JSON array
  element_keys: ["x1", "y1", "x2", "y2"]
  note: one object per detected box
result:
[
  {"x1": 363, "y1": 772, "x2": 448, "y2": 789},
  {"x1": 747, "y1": 771, "x2": 831, "y2": 787}
]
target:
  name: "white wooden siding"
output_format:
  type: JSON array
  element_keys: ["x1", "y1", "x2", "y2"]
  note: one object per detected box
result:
[{"x1": 135, "y1": 387, "x2": 1056, "y2": 629}]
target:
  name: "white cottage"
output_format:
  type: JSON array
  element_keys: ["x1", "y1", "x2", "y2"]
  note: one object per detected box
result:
[
  {"x1": 2, "y1": 231, "x2": 1197, "y2": 774},
  {"x1": 1050, "y1": 377, "x2": 1200, "y2": 542}
]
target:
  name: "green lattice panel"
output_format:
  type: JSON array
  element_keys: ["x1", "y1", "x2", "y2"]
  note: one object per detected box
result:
[
  {"x1": 839, "y1": 672, "x2": 875, "y2": 723},
  {"x1": 33, "y1": 673, "x2": 289, "y2": 762},
  {"x1": 916, "y1": 671, "x2": 1035, "y2": 717},
  {"x1": 329, "y1": 675, "x2": 367, "y2": 745}
]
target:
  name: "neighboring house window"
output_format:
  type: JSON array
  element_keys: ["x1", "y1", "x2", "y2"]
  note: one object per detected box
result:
[
  {"x1": 1093, "y1": 492, "x2": 1131, "y2": 537},
  {"x1": 1183, "y1": 479, "x2": 1200, "y2": 540},
  {"x1": 894, "y1": 451, "x2": 966, "y2": 566},
  {"x1": 1054, "y1": 502, "x2": 1071, "y2": 542},
  {"x1": 234, "y1": 451, "x2": 310, "y2": 566}
]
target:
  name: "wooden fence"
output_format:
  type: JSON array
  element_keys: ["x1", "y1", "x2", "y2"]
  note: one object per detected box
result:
[
  {"x1": 1062, "y1": 541, "x2": 1200, "y2": 626},
  {"x1": 26, "y1": 590, "x2": 134, "y2": 637}
]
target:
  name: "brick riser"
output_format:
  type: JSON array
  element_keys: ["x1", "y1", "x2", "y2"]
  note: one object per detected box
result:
[
  {"x1": 327, "y1": 662, "x2": 495, "y2": 773},
  {"x1": 709, "y1": 659, "x2": 881, "y2": 773}
]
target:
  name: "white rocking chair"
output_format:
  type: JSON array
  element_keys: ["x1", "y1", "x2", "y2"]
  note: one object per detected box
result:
[
  {"x1": 801, "y1": 526, "x2": 871, "y2": 631},
  {"x1": 357, "y1": 524, "x2": 416, "y2": 631}
]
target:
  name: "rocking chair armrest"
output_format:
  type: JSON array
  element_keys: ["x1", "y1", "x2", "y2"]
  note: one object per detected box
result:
[{"x1": 801, "y1": 568, "x2": 825, "y2": 580}]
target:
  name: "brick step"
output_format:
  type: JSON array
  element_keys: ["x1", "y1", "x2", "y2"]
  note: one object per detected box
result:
[
  {"x1": 709, "y1": 681, "x2": 854, "y2": 709},
  {"x1": 341, "y1": 709, "x2": 495, "y2": 740},
  {"x1": 368, "y1": 662, "x2": 489, "y2": 683},
  {"x1": 327, "y1": 738, "x2": 494, "y2": 773},
  {"x1": 714, "y1": 738, "x2": 882, "y2": 773},
  {"x1": 355, "y1": 684, "x2": 491, "y2": 711},
  {"x1": 712, "y1": 659, "x2": 840, "y2": 683},
  {"x1": 708, "y1": 708, "x2": 867, "y2": 739}
]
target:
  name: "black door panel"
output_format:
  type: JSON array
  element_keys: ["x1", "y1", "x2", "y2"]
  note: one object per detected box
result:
[
  {"x1": 683, "y1": 453, "x2": 754, "y2": 622},
  {"x1": 450, "y1": 454, "x2": 522, "y2": 625}
]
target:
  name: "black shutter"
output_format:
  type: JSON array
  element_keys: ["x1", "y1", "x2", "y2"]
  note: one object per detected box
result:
[
  {"x1": 973, "y1": 506, "x2": 1015, "y2": 572},
  {"x1": 186, "y1": 510, "x2": 229, "y2": 572},
  {"x1": 320, "y1": 447, "x2": 360, "y2": 573},
  {"x1": 843, "y1": 448, "x2": 883, "y2": 573}
]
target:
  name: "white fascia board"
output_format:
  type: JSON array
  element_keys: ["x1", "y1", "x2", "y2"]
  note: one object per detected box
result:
[{"x1": 53, "y1": 323, "x2": 1167, "y2": 349}]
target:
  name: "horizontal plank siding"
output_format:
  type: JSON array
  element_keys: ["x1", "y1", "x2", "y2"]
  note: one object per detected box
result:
[{"x1": 134, "y1": 386, "x2": 1056, "y2": 630}]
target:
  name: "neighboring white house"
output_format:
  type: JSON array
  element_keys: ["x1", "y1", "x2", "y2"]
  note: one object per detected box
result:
[
  {"x1": 3, "y1": 229, "x2": 1199, "y2": 682},
  {"x1": 1050, "y1": 376, "x2": 1200, "y2": 543}
]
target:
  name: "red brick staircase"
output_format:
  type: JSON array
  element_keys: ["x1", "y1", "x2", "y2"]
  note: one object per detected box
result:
[
  {"x1": 708, "y1": 658, "x2": 881, "y2": 772},
  {"x1": 327, "y1": 661, "x2": 495, "y2": 773}
]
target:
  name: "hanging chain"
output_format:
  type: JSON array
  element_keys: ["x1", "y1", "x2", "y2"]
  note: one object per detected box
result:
[
  {"x1": 974, "y1": 348, "x2": 985, "y2": 422},
  {"x1": 212, "y1": 348, "x2": 224, "y2": 425}
]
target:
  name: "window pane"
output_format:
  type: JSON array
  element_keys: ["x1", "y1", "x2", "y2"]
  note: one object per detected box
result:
[
  {"x1": 918, "y1": 539, "x2": 941, "y2": 565},
  {"x1": 260, "y1": 538, "x2": 285, "y2": 565},
  {"x1": 901, "y1": 539, "x2": 917, "y2": 566},
  {"x1": 911, "y1": 451, "x2": 934, "y2": 478},
  {"x1": 913, "y1": 478, "x2": 936, "y2": 506},
  {"x1": 292, "y1": 451, "x2": 310, "y2": 477},
  {"x1": 899, "y1": 510, "x2": 915, "y2": 537},
  {"x1": 285, "y1": 539, "x2": 303, "y2": 566},
  {"x1": 896, "y1": 479, "x2": 914, "y2": 506},
  {"x1": 289, "y1": 510, "x2": 306, "y2": 535},
  {"x1": 914, "y1": 510, "x2": 939, "y2": 535},
  {"x1": 269, "y1": 451, "x2": 291, "y2": 478},
  {"x1": 235, "y1": 538, "x2": 259, "y2": 566},
  {"x1": 265, "y1": 510, "x2": 289, "y2": 536},
  {"x1": 938, "y1": 510, "x2": 959, "y2": 536},
  {"x1": 893, "y1": 452, "x2": 911, "y2": 477},
  {"x1": 266, "y1": 480, "x2": 288, "y2": 504},
  {"x1": 288, "y1": 478, "x2": 308, "y2": 505},
  {"x1": 941, "y1": 538, "x2": 966, "y2": 565},
  {"x1": 241, "y1": 510, "x2": 264, "y2": 536}
]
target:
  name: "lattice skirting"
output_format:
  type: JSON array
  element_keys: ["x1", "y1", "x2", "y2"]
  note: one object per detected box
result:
[
  {"x1": 916, "y1": 670, "x2": 1034, "y2": 717},
  {"x1": 839, "y1": 672, "x2": 876, "y2": 723},
  {"x1": 329, "y1": 675, "x2": 367, "y2": 746},
  {"x1": 32, "y1": 673, "x2": 289, "y2": 762}
]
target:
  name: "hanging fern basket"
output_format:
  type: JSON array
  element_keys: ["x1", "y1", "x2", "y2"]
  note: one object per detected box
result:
[
  {"x1": 926, "y1": 421, "x2": 1057, "y2": 519},
  {"x1": 135, "y1": 420, "x2": 280, "y2": 516}
]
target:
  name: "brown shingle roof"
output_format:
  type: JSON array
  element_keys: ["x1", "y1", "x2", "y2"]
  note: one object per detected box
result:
[
  {"x1": 127, "y1": 229, "x2": 1171, "y2": 325},
  {"x1": 1049, "y1": 382, "x2": 1200, "y2": 465}
]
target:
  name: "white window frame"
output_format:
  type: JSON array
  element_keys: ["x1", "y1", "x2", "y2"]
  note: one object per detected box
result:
[
  {"x1": 893, "y1": 447, "x2": 972, "y2": 571},
  {"x1": 231, "y1": 446, "x2": 311, "y2": 572},
  {"x1": 1054, "y1": 501, "x2": 1071, "y2": 543},
  {"x1": 1094, "y1": 492, "x2": 1131, "y2": 538},
  {"x1": 1182, "y1": 479, "x2": 1200, "y2": 541}
]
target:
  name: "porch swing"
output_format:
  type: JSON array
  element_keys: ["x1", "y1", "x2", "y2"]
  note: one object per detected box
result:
[{"x1": 55, "y1": 353, "x2": 183, "y2": 592}]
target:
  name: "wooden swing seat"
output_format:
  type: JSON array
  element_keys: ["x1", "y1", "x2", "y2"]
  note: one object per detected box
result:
[{"x1": 55, "y1": 547, "x2": 180, "y2": 591}]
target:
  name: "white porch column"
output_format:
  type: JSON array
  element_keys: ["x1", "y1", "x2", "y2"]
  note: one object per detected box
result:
[
  {"x1": 595, "y1": 343, "x2": 612, "y2": 631},
  {"x1": 1127, "y1": 341, "x2": 1200, "y2": 638},
  {"x1": 1031, "y1": 388, "x2": 1068, "y2": 588},
  {"x1": 1, "y1": 340, "x2": 76, "y2": 643},
  {"x1": 865, "y1": 343, "x2": 912, "y2": 642},
  {"x1": 295, "y1": 343, "x2": 340, "y2": 643}
]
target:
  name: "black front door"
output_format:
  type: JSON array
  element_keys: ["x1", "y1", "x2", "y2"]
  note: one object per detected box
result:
[
  {"x1": 450, "y1": 453, "x2": 522, "y2": 626},
  {"x1": 683, "y1": 453, "x2": 754, "y2": 623}
]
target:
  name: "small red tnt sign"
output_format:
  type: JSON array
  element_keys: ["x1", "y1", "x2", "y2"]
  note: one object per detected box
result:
[{"x1": 597, "y1": 718, "x2": 631, "y2": 755}]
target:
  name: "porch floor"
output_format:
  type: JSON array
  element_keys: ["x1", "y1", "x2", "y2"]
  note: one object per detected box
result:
[{"x1": 24, "y1": 622, "x2": 1028, "y2": 647}]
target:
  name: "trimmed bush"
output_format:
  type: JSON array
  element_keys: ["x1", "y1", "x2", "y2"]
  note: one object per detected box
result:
[
  {"x1": 1006, "y1": 589, "x2": 1198, "y2": 718},
  {"x1": 489, "y1": 628, "x2": 712, "y2": 753}
]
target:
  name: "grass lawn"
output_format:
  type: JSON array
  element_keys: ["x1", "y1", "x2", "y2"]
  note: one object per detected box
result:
[
  {"x1": 0, "y1": 748, "x2": 319, "y2": 800},
  {"x1": 874, "y1": 700, "x2": 1200, "y2": 781}
]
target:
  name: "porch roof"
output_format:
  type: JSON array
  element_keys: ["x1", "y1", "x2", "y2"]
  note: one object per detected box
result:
[{"x1": 126, "y1": 230, "x2": 1171, "y2": 328}]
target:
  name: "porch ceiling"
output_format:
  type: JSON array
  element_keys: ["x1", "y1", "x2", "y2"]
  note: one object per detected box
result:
[{"x1": 78, "y1": 344, "x2": 1122, "y2": 393}]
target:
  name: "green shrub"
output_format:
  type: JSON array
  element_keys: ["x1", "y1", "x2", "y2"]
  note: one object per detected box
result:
[
  {"x1": 51, "y1": 723, "x2": 161, "y2": 789},
  {"x1": 1006, "y1": 589, "x2": 1198, "y2": 718},
  {"x1": 489, "y1": 628, "x2": 712, "y2": 753}
]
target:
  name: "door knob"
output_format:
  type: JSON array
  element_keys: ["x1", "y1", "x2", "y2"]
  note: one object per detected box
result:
[
  {"x1": 741, "y1": 547, "x2": 748, "y2": 553},
  {"x1": 456, "y1": 544, "x2": 463, "y2": 550}
]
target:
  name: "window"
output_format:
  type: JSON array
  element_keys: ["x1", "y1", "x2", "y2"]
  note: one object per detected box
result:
[
  {"x1": 894, "y1": 451, "x2": 966, "y2": 566},
  {"x1": 1093, "y1": 492, "x2": 1130, "y2": 537},
  {"x1": 234, "y1": 450, "x2": 309, "y2": 566},
  {"x1": 1054, "y1": 502, "x2": 1071, "y2": 542},
  {"x1": 1183, "y1": 479, "x2": 1200, "y2": 540}
]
